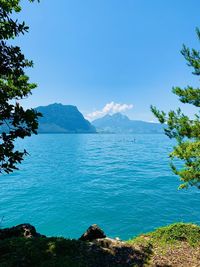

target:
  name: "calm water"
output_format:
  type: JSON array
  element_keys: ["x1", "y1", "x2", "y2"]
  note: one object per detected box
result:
[{"x1": 0, "y1": 134, "x2": 199, "y2": 240}]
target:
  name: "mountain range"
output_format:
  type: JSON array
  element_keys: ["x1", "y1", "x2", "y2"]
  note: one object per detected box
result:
[
  {"x1": 92, "y1": 113, "x2": 163, "y2": 134},
  {"x1": 0, "y1": 104, "x2": 163, "y2": 134},
  {"x1": 35, "y1": 103, "x2": 96, "y2": 133}
]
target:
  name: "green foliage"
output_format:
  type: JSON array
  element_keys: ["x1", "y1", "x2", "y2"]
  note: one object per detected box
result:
[
  {"x1": 128, "y1": 223, "x2": 200, "y2": 248},
  {"x1": 0, "y1": 223, "x2": 199, "y2": 266},
  {"x1": 0, "y1": 236, "x2": 149, "y2": 267},
  {"x1": 151, "y1": 28, "x2": 200, "y2": 189},
  {"x1": 148, "y1": 223, "x2": 200, "y2": 247},
  {"x1": 0, "y1": 237, "x2": 87, "y2": 267},
  {"x1": 0, "y1": 0, "x2": 41, "y2": 173}
]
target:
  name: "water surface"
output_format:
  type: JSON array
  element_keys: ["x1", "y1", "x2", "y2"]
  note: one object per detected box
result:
[{"x1": 0, "y1": 134, "x2": 199, "y2": 239}]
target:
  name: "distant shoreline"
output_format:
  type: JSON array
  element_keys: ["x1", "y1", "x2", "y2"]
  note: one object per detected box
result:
[{"x1": 36, "y1": 132, "x2": 164, "y2": 135}]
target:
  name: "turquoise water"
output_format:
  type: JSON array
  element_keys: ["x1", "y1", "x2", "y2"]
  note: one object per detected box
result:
[{"x1": 0, "y1": 134, "x2": 199, "y2": 240}]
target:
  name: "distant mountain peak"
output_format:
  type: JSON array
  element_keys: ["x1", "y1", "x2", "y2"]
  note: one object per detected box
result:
[
  {"x1": 92, "y1": 112, "x2": 163, "y2": 134},
  {"x1": 93, "y1": 112, "x2": 130, "y2": 123},
  {"x1": 111, "y1": 112, "x2": 130, "y2": 120},
  {"x1": 41, "y1": 103, "x2": 78, "y2": 110},
  {"x1": 35, "y1": 103, "x2": 96, "y2": 133}
]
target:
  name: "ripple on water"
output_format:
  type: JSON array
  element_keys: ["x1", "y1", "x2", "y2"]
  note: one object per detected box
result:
[{"x1": 0, "y1": 134, "x2": 199, "y2": 239}]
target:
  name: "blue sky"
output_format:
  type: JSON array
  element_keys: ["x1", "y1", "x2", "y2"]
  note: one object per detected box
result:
[{"x1": 16, "y1": 0, "x2": 200, "y2": 121}]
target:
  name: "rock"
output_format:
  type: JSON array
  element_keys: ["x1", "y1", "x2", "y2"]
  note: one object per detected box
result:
[
  {"x1": 93, "y1": 237, "x2": 125, "y2": 249},
  {"x1": 0, "y1": 223, "x2": 45, "y2": 240},
  {"x1": 79, "y1": 224, "x2": 106, "y2": 241}
]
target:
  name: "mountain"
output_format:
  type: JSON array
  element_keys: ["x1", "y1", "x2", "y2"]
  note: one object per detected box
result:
[
  {"x1": 35, "y1": 103, "x2": 96, "y2": 133},
  {"x1": 92, "y1": 113, "x2": 163, "y2": 133}
]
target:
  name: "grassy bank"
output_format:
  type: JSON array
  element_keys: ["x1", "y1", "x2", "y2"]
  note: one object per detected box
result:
[
  {"x1": 127, "y1": 223, "x2": 200, "y2": 266},
  {"x1": 0, "y1": 223, "x2": 200, "y2": 267}
]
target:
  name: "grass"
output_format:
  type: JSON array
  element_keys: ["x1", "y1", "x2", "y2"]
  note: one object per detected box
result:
[
  {"x1": 0, "y1": 236, "x2": 151, "y2": 267},
  {"x1": 0, "y1": 237, "x2": 87, "y2": 267},
  {"x1": 127, "y1": 222, "x2": 200, "y2": 247},
  {"x1": 127, "y1": 223, "x2": 200, "y2": 266},
  {"x1": 0, "y1": 223, "x2": 200, "y2": 267}
]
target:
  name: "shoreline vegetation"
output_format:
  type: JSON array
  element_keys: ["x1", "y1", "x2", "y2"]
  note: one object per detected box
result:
[{"x1": 0, "y1": 222, "x2": 199, "y2": 267}]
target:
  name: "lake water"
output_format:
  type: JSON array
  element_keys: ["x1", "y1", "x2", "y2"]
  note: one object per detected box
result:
[{"x1": 0, "y1": 134, "x2": 199, "y2": 240}]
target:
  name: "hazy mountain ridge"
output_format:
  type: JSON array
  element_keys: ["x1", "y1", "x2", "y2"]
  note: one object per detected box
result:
[
  {"x1": 35, "y1": 103, "x2": 96, "y2": 133},
  {"x1": 92, "y1": 113, "x2": 163, "y2": 133},
  {"x1": 0, "y1": 106, "x2": 163, "y2": 134}
]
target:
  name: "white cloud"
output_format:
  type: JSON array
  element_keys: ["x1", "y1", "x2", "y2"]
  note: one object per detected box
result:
[
  {"x1": 86, "y1": 101, "x2": 133, "y2": 121},
  {"x1": 147, "y1": 120, "x2": 160, "y2": 124}
]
